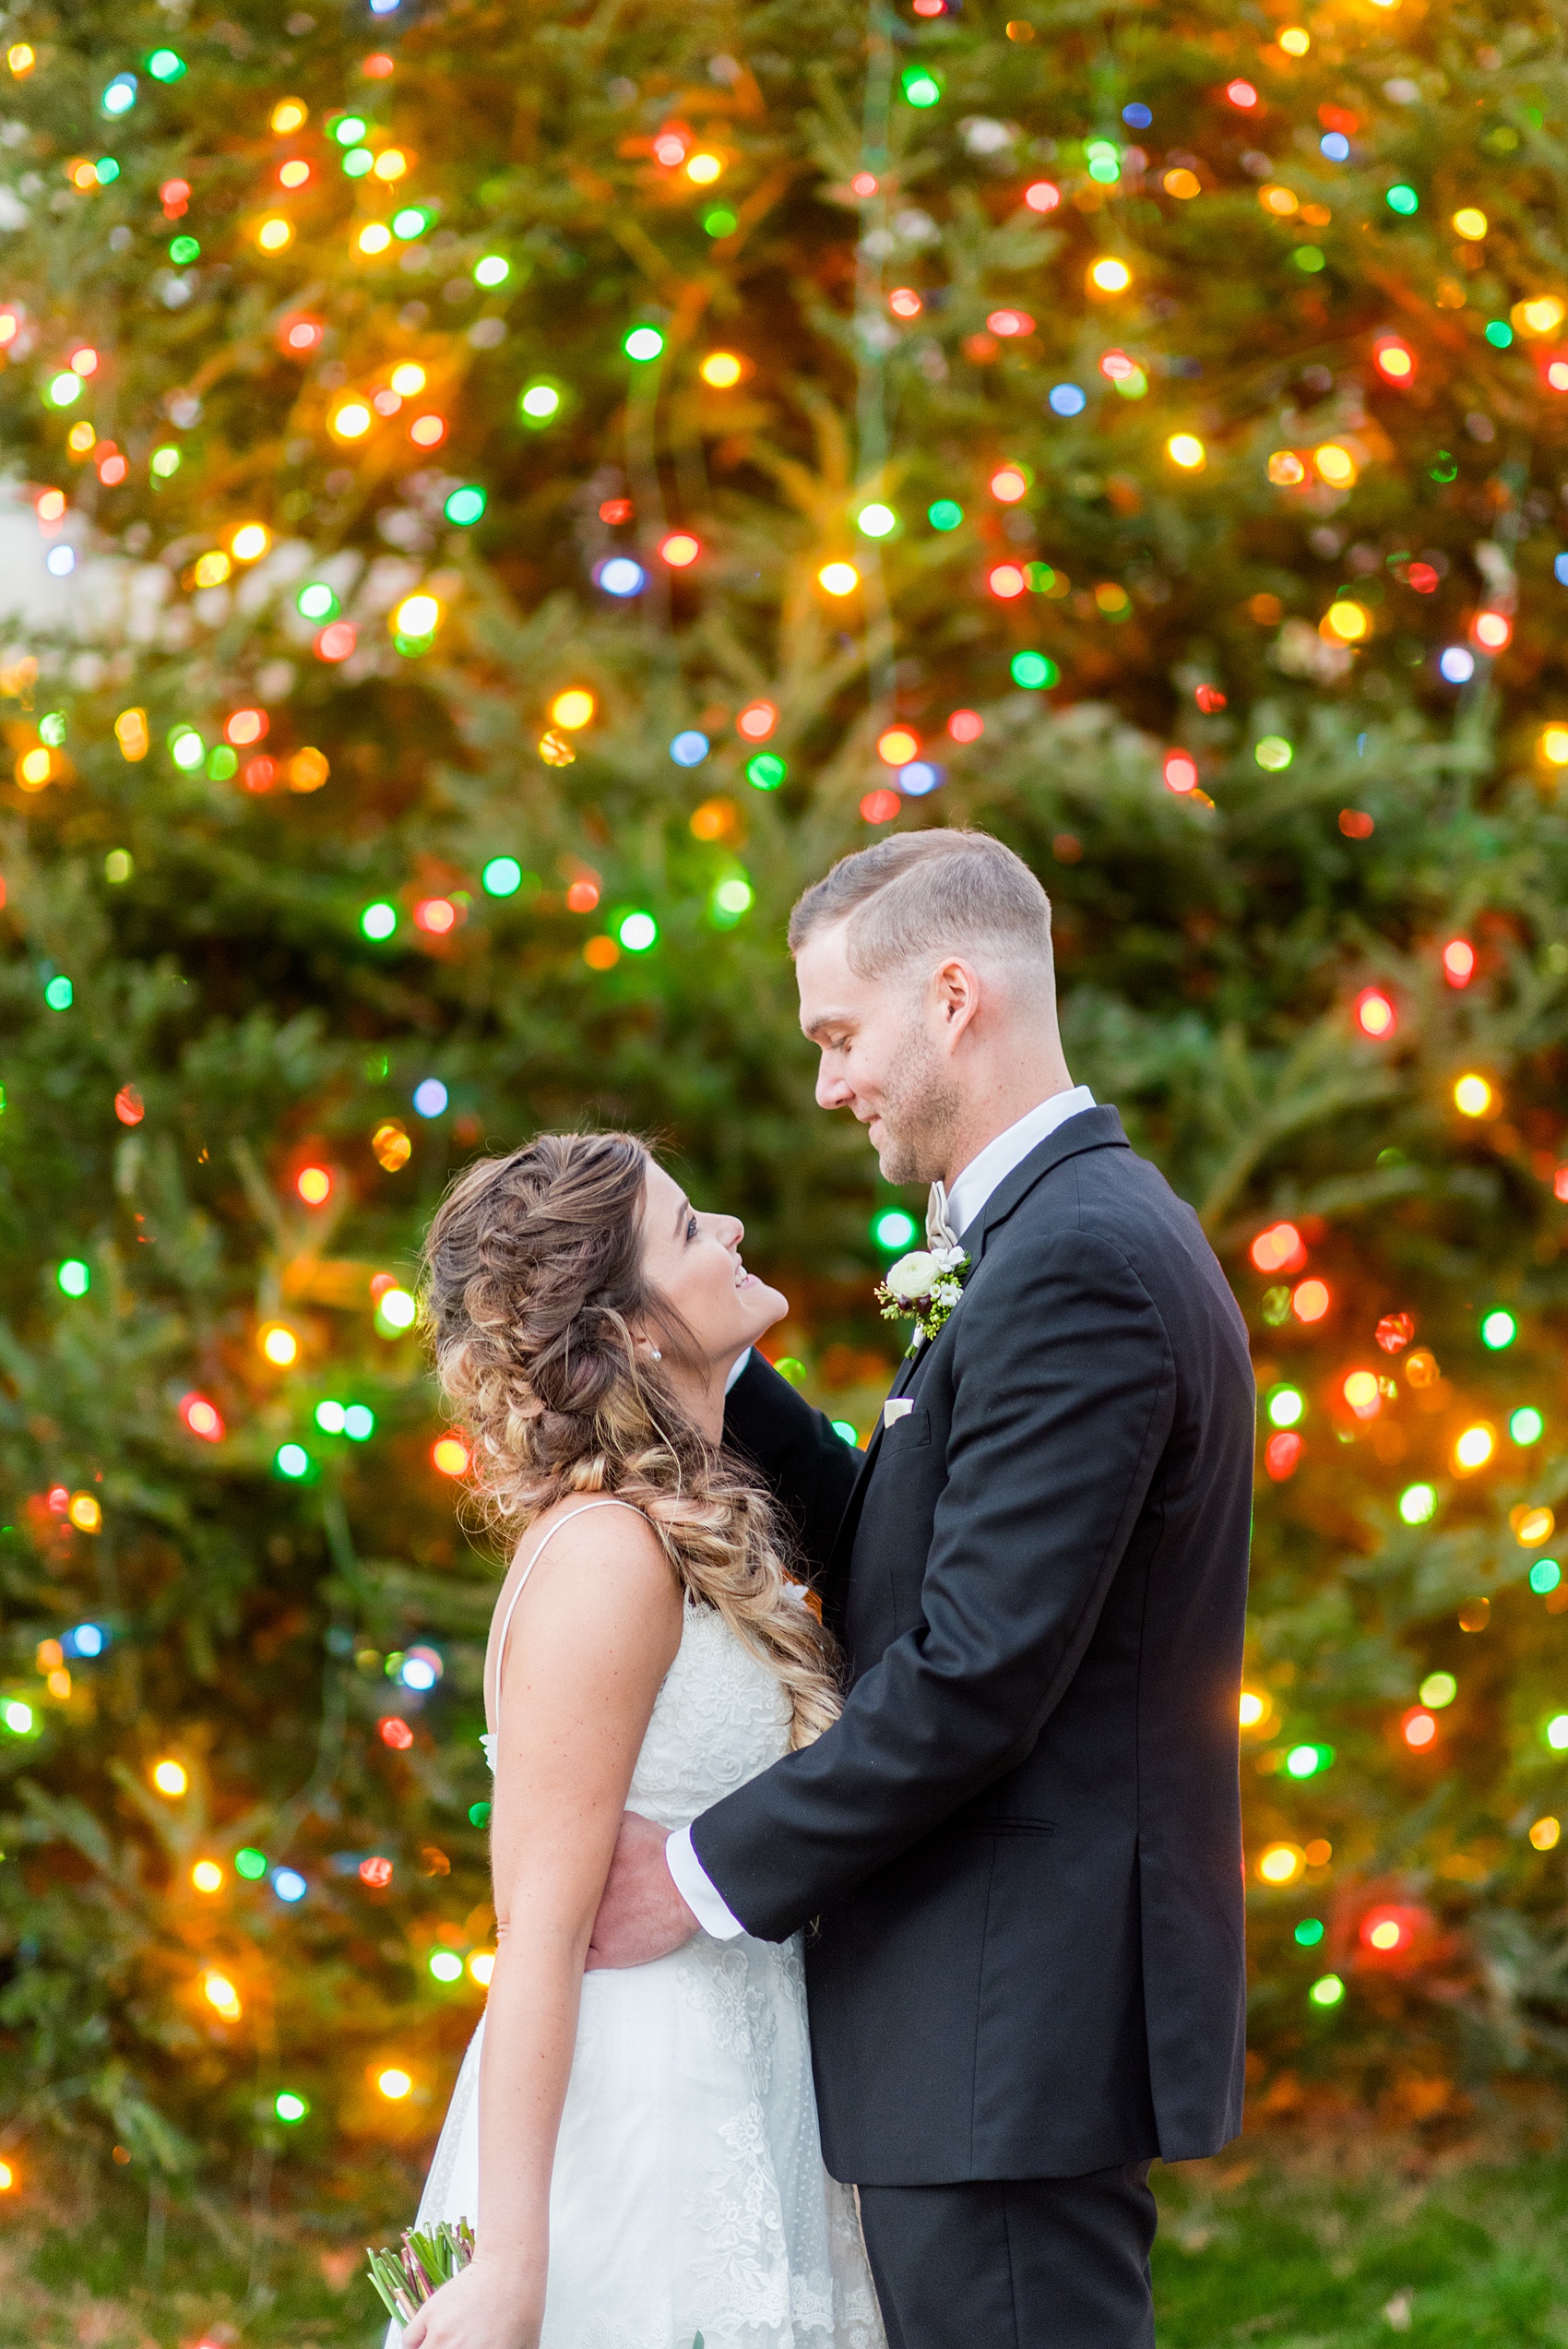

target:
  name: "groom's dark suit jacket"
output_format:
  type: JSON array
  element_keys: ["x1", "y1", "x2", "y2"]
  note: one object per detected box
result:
[{"x1": 707, "y1": 1105, "x2": 1253, "y2": 2187}]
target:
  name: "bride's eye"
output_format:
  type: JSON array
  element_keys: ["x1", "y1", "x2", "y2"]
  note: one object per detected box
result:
[{"x1": 685, "y1": 1213, "x2": 699, "y2": 1242}]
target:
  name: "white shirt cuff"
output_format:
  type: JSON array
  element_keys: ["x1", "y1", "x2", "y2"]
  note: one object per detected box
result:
[{"x1": 665, "y1": 1824, "x2": 746, "y2": 1939}]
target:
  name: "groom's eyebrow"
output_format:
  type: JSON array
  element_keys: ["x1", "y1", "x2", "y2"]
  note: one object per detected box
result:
[{"x1": 802, "y1": 1007, "x2": 853, "y2": 1041}]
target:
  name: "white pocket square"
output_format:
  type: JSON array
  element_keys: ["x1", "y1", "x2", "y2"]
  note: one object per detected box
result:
[{"x1": 883, "y1": 1398, "x2": 914, "y2": 1428}]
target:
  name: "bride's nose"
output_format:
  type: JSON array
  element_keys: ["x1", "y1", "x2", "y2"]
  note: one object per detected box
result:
[{"x1": 719, "y1": 1213, "x2": 744, "y2": 1249}]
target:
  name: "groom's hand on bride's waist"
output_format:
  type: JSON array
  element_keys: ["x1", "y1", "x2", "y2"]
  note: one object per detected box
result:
[{"x1": 586, "y1": 1810, "x2": 700, "y2": 1969}]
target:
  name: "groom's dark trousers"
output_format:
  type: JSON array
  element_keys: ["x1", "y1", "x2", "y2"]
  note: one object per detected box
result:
[{"x1": 714, "y1": 1108, "x2": 1253, "y2": 2347}]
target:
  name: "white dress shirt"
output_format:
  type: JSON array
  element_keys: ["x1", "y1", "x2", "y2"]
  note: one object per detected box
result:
[{"x1": 667, "y1": 1083, "x2": 1099, "y2": 1939}]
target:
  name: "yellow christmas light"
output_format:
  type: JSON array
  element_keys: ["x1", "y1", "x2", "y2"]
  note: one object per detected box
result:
[
  {"x1": 231, "y1": 523, "x2": 269, "y2": 563},
  {"x1": 259, "y1": 1322, "x2": 299, "y2": 1366},
  {"x1": 373, "y1": 149, "x2": 409, "y2": 180},
  {"x1": 1166, "y1": 434, "x2": 1206, "y2": 470},
  {"x1": 700, "y1": 352, "x2": 744, "y2": 388},
  {"x1": 817, "y1": 561, "x2": 860, "y2": 595},
  {"x1": 550, "y1": 688, "x2": 596, "y2": 730},
  {"x1": 331, "y1": 400, "x2": 373, "y2": 439},
  {"x1": 203, "y1": 1970, "x2": 242, "y2": 2020},
  {"x1": 1452, "y1": 209, "x2": 1488, "y2": 241},
  {"x1": 256, "y1": 217, "x2": 293, "y2": 253},
  {"x1": 1454, "y1": 1073, "x2": 1492, "y2": 1117},
  {"x1": 357, "y1": 222, "x2": 393, "y2": 255},
  {"x1": 1257, "y1": 1842, "x2": 1304, "y2": 1885},
  {"x1": 1540, "y1": 726, "x2": 1568, "y2": 766},
  {"x1": 271, "y1": 98, "x2": 308, "y2": 134},
  {"x1": 152, "y1": 1759, "x2": 188, "y2": 1797},
  {"x1": 1322, "y1": 600, "x2": 1370, "y2": 642},
  {"x1": 1088, "y1": 256, "x2": 1132, "y2": 294},
  {"x1": 192, "y1": 1860, "x2": 224, "y2": 1893},
  {"x1": 390, "y1": 363, "x2": 427, "y2": 397},
  {"x1": 1278, "y1": 25, "x2": 1310, "y2": 53}
]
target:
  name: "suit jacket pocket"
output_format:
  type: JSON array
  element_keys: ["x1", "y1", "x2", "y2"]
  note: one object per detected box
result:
[{"x1": 880, "y1": 1406, "x2": 931, "y2": 1449}]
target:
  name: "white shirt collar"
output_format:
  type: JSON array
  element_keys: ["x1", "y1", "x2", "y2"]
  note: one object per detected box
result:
[{"x1": 944, "y1": 1086, "x2": 1097, "y2": 1241}]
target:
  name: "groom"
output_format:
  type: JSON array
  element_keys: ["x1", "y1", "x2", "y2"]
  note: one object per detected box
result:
[{"x1": 591, "y1": 829, "x2": 1253, "y2": 2346}]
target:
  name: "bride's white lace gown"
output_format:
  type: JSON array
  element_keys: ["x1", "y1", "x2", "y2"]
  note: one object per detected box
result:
[{"x1": 402, "y1": 1587, "x2": 885, "y2": 2349}]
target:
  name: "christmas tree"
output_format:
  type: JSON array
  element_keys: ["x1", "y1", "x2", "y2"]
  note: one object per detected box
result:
[{"x1": 2, "y1": 0, "x2": 1568, "y2": 2327}]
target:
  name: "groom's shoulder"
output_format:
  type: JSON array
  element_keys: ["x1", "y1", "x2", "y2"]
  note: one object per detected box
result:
[{"x1": 999, "y1": 1124, "x2": 1235, "y2": 1311}]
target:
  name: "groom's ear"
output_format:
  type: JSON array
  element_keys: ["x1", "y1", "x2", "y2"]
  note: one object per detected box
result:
[{"x1": 930, "y1": 956, "x2": 983, "y2": 1044}]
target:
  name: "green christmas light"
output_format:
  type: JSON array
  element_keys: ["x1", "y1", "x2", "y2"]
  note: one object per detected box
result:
[
  {"x1": 48, "y1": 372, "x2": 82, "y2": 407},
  {"x1": 710, "y1": 876, "x2": 754, "y2": 924},
  {"x1": 1419, "y1": 1671, "x2": 1457, "y2": 1709},
  {"x1": 343, "y1": 148, "x2": 374, "y2": 178},
  {"x1": 618, "y1": 911, "x2": 658, "y2": 952},
  {"x1": 1398, "y1": 1483, "x2": 1438, "y2": 1524},
  {"x1": 518, "y1": 381, "x2": 563, "y2": 425},
  {"x1": 170, "y1": 235, "x2": 200, "y2": 264},
  {"x1": 1309, "y1": 1973, "x2": 1345, "y2": 2007},
  {"x1": 57, "y1": 1259, "x2": 90, "y2": 1296},
  {"x1": 1511, "y1": 1406, "x2": 1544, "y2": 1445},
  {"x1": 856, "y1": 503, "x2": 897, "y2": 538},
  {"x1": 473, "y1": 255, "x2": 509, "y2": 287},
  {"x1": 275, "y1": 1443, "x2": 313, "y2": 1480},
  {"x1": 873, "y1": 1208, "x2": 918, "y2": 1251},
  {"x1": 208, "y1": 746, "x2": 237, "y2": 780},
  {"x1": 1266, "y1": 1386, "x2": 1304, "y2": 1428},
  {"x1": 393, "y1": 207, "x2": 433, "y2": 240},
  {"x1": 332, "y1": 114, "x2": 368, "y2": 145},
  {"x1": 274, "y1": 2091, "x2": 309, "y2": 2123},
  {"x1": 746, "y1": 752, "x2": 787, "y2": 791},
  {"x1": 149, "y1": 445, "x2": 181, "y2": 478},
  {"x1": 1384, "y1": 184, "x2": 1419, "y2": 214},
  {"x1": 703, "y1": 207, "x2": 738, "y2": 237},
  {"x1": 1485, "y1": 320, "x2": 1513, "y2": 348},
  {"x1": 1284, "y1": 1743, "x2": 1333, "y2": 1779},
  {"x1": 234, "y1": 1848, "x2": 267, "y2": 1879},
  {"x1": 1479, "y1": 1307, "x2": 1517, "y2": 1350},
  {"x1": 1011, "y1": 651, "x2": 1059, "y2": 690},
  {"x1": 43, "y1": 976, "x2": 73, "y2": 1010},
  {"x1": 146, "y1": 47, "x2": 186, "y2": 79},
  {"x1": 169, "y1": 727, "x2": 204, "y2": 770},
  {"x1": 1254, "y1": 736, "x2": 1293, "y2": 770},
  {"x1": 1530, "y1": 1557, "x2": 1562, "y2": 1594},
  {"x1": 296, "y1": 581, "x2": 339, "y2": 622},
  {"x1": 624, "y1": 325, "x2": 666, "y2": 362},
  {"x1": 1294, "y1": 1918, "x2": 1325, "y2": 1947},
  {"x1": 900, "y1": 65, "x2": 942, "y2": 105},
  {"x1": 444, "y1": 485, "x2": 486, "y2": 525},
  {"x1": 928, "y1": 499, "x2": 963, "y2": 531},
  {"x1": 361, "y1": 902, "x2": 398, "y2": 940},
  {"x1": 429, "y1": 1950, "x2": 464, "y2": 1982},
  {"x1": 482, "y1": 857, "x2": 523, "y2": 896}
]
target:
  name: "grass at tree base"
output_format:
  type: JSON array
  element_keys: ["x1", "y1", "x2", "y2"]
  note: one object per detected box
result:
[{"x1": 6, "y1": 2121, "x2": 1568, "y2": 2349}]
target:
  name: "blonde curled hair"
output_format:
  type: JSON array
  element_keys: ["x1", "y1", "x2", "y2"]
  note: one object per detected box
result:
[{"x1": 420, "y1": 1130, "x2": 840, "y2": 1748}]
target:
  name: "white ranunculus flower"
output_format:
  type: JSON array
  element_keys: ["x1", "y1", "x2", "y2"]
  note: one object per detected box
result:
[{"x1": 884, "y1": 1250, "x2": 937, "y2": 1300}]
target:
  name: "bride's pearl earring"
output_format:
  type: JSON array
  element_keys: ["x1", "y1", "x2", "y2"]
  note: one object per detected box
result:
[{"x1": 647, "y1": 1346, "x2": 662, "y2": 1362}]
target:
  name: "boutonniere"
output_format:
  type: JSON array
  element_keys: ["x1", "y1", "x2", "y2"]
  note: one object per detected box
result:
[{"x1": 874, "y1": 1246, "x2": 969, "y2": 1354}]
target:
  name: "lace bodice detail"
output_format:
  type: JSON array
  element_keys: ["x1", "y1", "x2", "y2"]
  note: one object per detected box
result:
[{"x1": 628, "y1": 1603, "x2": 793, "y2": 1829}]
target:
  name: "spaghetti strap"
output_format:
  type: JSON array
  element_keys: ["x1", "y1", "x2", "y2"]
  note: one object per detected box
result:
[{"x1": 485, "y1": 1498, "x2": 648, "y2": 1732}]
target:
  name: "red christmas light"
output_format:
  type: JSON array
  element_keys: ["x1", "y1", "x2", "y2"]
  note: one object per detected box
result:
[
  {"x1": 659, "y1": 531, "x2": 701, "y2": 567},
  {"x1": 1163, "y1": 750, "x2": 1198, "y2": 794},
  {"x1": 1226, "y1": 78, "x2": 1260, "y2": 108},
  {"x1": 987, "y1": 564, "x2": 1026, "y2": 599},
  {"x1": 378, "y1": 1716, "x2": 414, "y2": 1750},
  {"x1": 180, "y1": 1393, "x2": 225, "y2": 1442},
  {"x1": 1250, "y1": 1222, "x2": 1306, "y2": 1274},
  {"x1": 113, "y1": 1084, "x2": 145, "y2": 1127},
  {"x1": 737, "y1": 700, "x2": 778, "y2": 741},
  {"x1": 947, "y1": 709, "x2": 984, "y2": 745},
  {"x1": 1023, "y1": 181, "x2": 1061, "y2": 212},
  {"x1": 1443, "y1": 936, "x2": 1475, "y2": 986},
  {"x1": 1373, "y1": 337, "x2": 1416, "y2": 385},
  {"x1": 861, "y1": 788, "x2": 901, "y2": 824},
  {"x1": 1292, "y1": 1279, "x2": 1331, "y2": 1323},
  {"x1": 1354, "y1": 987, "x2": 1396, "y2": 1040},
  {"x1": 1264, "y1": 1430, "x2": 1302, "y2": 1481}
]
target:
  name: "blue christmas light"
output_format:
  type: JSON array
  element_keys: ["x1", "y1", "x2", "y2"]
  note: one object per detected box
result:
[
  {"x1": 413, "y1": 1078, "x2": 448, "y2": 1117},
  {"x1": 101, "y1": 74, "x2": 138, "y2": 115},
  {"x1": 599, "y1": 557, "x2": 646, "y2": 597},
  {"x1": 1049, "y1": 383, "x2": 1087, "y2": 416},
  {"x1": 1320, "y1": 131, "x2": 1350, "y2": 161},
  {"x1": 899, "y1": 761, "x2": 941, "y2": 795},
  {"x1": 1439, "y1": 646, "x2": 1475, "y2": 684},
  {"x1": 1122, "y1": 102, "x2": 1152, "y2": 128},
  {"x1": 670, "y1": 730, "x2": 710, "y2": 766},
  {"x1": 272, "y1": 1867, "x2": 308, "y2": 1902}
]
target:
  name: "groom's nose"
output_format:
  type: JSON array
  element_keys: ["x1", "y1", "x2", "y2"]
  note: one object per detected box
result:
[{"x1": 815, "y1": 1058, "x2": 855, "y2": 1111}]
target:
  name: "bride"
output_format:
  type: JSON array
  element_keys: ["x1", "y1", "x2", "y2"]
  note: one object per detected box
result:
[{"x1": 398, "y1": 1130, "x2": 885, "y2": 2349}]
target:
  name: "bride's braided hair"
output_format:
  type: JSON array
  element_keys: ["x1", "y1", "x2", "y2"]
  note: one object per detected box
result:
[{"x1": 420, "y1": 1130, "x2": 840, "y2": 1748}]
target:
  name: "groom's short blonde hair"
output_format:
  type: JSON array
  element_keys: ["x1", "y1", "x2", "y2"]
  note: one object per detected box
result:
[{"x1": 788, "y1": 829, "x2": 1054, "y2": 985}]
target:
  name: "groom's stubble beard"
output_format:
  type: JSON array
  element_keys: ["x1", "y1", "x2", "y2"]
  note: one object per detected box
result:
[{"x1": 870, "y1": 1001, "x2": 963, "y2": 1186}]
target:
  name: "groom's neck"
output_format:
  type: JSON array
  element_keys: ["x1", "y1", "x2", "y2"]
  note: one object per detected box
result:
[{"x1": 936, "y1": 1049, "x2": 1075, "y2": 1191}]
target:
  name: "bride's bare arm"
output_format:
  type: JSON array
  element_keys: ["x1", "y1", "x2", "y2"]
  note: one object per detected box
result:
[{"x1": 403, "y1": 1508, "x2": 683, "y2": 2349}]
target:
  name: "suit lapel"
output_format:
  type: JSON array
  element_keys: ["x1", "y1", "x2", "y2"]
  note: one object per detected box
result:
[{"x1": 821, "y1": 1107, "x2": 1131, "y2": 1634}]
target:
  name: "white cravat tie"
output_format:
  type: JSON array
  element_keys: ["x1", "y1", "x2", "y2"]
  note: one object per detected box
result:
[{"x1": 926, "y1": 1182, "x2": 962, "y2": 1251}]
